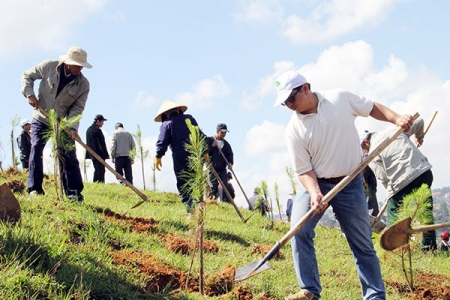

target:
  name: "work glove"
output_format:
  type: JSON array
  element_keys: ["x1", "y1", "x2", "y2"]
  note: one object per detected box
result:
[{"x1": 155, "y1": 157, "x2": 162, "y2": 171}]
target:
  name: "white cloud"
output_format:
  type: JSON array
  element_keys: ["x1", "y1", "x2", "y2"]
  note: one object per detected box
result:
[
  {"x1": 280, "y1": 0, "x2": 402, "y2": 44},
  {"x1": 112, "y1": 10, "x2": 127, "y2": 22},
  {"x1": 244, "y1": 120, "x2": 286, "y2": 156},
  {"x1": 130, "y1": 91, "x2": 158, "y2": 111},
  {"x1": 241, "y1": 60, "x2": 295, "y2": 109},
  {"x1": 0, "y1": 0, "x2": 108, "y2": 57},
  {"x1": 243, "y1": 39, "x2": 450, "y2": 208},
  {"x1": 298, "y1": 40, "x2": 374, "y2": 92},
  {"x1": 175, "y1": 75, "x2": 231, "y2": 110},
  {"x1": 234, "y1": 0, "x2": 284, "y2": 22}
]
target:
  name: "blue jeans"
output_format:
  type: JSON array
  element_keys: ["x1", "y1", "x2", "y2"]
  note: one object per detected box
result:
[
  {"x1": 290, "y1": 174, "x2": 385, "y2": 299},
  {"x1": 28, "y1": 119, "x2": 84, "y2": 197}
]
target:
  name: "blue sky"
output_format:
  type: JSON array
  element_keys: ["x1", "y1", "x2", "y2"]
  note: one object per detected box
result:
[{"x1": 1, "y1": 0, "x2": 449, "y2": 210}]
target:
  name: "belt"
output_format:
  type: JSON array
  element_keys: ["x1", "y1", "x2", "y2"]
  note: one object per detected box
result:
[{"x1": 319, "y1": 176, "x2": 346, "y2": 184}]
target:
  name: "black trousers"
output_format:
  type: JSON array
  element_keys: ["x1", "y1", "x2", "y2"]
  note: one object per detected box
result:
[
  {"x1": 92, "y1": 159, "x2": 106, "y2": 183},
  {"x1": 114, "y1": 156, "x2": 133, "y2": 184}
]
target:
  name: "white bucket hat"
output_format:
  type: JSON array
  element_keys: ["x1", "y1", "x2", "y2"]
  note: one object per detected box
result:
[
  {"x1": 59, "y1": 46, "x2": 93, "y2": 69},
  {"x1": 154, "y1": 100, "x2": 188, "y2": 122},
  {"x1": 274, "y1": 71, "x2": 307, "y2": 107}
]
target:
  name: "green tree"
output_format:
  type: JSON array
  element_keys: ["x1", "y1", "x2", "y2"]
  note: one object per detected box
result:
[
  {"x1": 133, "y1": 124, "x2": 150, "y2": 190},
  {"x1": 10, "y1": 115, "x2": 20, "y2": 169},
  {"x1": 286, "y1": 166, "x2": 297, "y2": 195},
  {"x1": 179, "y1": 118, "x2": 209, "y2": 294},
  {"x1": 384, "y1": 184, "x2": 435, "y2": 291},
  {"x1": 45, "y1": 110, "x2": 82, "y2": 201},
  {"x1": 274, "y1": 182, "x2": 283, "y2": 222}
]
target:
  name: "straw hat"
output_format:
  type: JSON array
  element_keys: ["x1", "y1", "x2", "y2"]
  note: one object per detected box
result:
[
  {"x1": 154, "y1": 100, "x2": 188, "y2": 122},
  {"x1": 59, "y1": 46, "x2": 92, "y2": 69}
]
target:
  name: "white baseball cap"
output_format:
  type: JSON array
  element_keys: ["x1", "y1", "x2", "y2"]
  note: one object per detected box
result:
[
  {"x1": 274, "y1": 71, "x2": 307, "y2": 107},
  {"x1": 20, "y1": 119, "x2": 30, "y2": 127},
  {"x1": 359, "y1": 130, "x2": 371, "y2": 145}
]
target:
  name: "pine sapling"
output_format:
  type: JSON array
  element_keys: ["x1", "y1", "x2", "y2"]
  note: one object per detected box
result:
[
  {"x1": 44, "y1": 110, "x2": 82, "y2": 201},
  {"x1": 179, "y1": 118, "x2": 209, "y2": 294},
  {"x1": 133, "y1": 124, "x2": 149, "y2": 190}
]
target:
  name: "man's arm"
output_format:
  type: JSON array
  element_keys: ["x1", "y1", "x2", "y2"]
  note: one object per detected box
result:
[
  {"x1": 110, "y1": 132, "x2": 117, "y2": 162},
  {"x1": 21, "y1": 62, "x2": 44, "y2": 108},
  {"x1": 21, "y1": 62, "x2": 44, "y2": 100},
  {"x1": 223, "y1": 141, "x2": 234, "y2": 169},
  {"x1": 406, "y1": 118, "x2": 425, "y2": 147},
  {"x1": 370, "y1": 102, "x2": 413, "y2": 130},
  {"x1": 298, "y1": 170, "x2": 327, "y2": 212}
]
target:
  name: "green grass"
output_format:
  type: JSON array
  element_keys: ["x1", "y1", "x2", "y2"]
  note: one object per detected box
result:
[{"x1": 1, "y1": 170, "x2": 450, "y2": 299}]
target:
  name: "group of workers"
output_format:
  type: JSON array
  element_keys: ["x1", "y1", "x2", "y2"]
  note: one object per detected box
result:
[{"x1": 19, "y1": 45, "x2": 448, "y2": 300}]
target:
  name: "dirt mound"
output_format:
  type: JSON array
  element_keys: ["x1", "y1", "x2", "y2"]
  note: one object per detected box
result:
[
  {"x1": 251, "y1": 244, "x2": 284, "y2": 260},
  {"x1": 4, "y1": 167, "x2": 21, "y2": 176},
  {"x1": 220, "y1": 285, "x2": 253, "y2": 299},
  {"x1": 110, "y1": 251, "x2": 187, "y2": 293},
  {"x1": 204, "y1": 264, "x2": 235, "y2": 296},
  {"x1": 386, "y1": 271, "x2": 450, "y2": 299},
  {"x1": 110, "y1": 251, "x2": 238, "y2": 296},
  {"x1": 96, "y1": 207, "x2": 158, "y2": 232},
  {"x1": 5, "y1": 179, "x2": 26, "y2": 193},
  {"x1": 163, "y1": 232, "x2": 220, "y2": 255}
]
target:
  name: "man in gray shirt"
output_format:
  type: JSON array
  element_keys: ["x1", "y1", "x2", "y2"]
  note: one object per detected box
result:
[{"x1": 110, "y1": 122, "x2": 135, "y2": 185}]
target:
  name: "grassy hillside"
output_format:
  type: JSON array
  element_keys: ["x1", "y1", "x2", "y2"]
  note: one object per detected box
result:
[{"x1": 1, "y1": 169, "x2": 450, "y2": 299}]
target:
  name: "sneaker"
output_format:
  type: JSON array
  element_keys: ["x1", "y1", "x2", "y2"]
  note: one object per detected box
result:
[
  {"x1": 29, "y1": 190, "x2": 44, "y2": 196},
  {"x1": 284, "y1": 290, "x2": 317, "y2": 300},
  {"x1": 77, "y1": 194, "x2": 84, "y2": 203},
  {"x1": 67, "y1": 194, "x2": 84, "y2": 203}
]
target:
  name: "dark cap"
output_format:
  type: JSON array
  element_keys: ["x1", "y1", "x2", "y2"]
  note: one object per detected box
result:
[
  {"x1": 115, "y1": 122, "x2": 123, "y2": 128},
  {"x1": 217, "y1": 123, "x2": 229, "y2": 132},
  {"x1": 94, "y1": 114, "x2": 107, "y2": 121}
]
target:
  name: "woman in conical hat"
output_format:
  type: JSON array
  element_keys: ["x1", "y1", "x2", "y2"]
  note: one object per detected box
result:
[
  {"x1": 154, "y1": 99, "x2": 205, "y2": 213},
  {"x1": 154, "y1": 100, "x2": 188, "y2": 122}
]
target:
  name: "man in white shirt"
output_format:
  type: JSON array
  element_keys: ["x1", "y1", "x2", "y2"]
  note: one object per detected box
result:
[{"x1": 276, "y1": 70, "x2": 413, "y2": 300}]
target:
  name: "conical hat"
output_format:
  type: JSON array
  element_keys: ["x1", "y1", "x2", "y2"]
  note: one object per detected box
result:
[{"x1": 154, "y1": 100, "x2": 188, "y2": 122}]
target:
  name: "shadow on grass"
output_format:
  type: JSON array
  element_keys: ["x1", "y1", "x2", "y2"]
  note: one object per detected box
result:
[
  {"x1": 160, "y1": 220, "x2": 189, "y2": 232},
  {"x1": 0, "y1": 228, "x2": 190, "y2": 299},
  {"x1": 206, "y1": 230, "x2": 250, "y2": 247}
]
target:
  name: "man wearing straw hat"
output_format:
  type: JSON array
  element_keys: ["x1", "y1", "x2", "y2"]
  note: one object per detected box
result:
[
  {"x1": 275, "y1": 70, "x2": 413, "y2": 300},
  {"x1": 154, "y1": 100, "x2": 205, "y2": 213},
  {"x1": 21, "y1": 46, "x2": 93, "y2": 202}
]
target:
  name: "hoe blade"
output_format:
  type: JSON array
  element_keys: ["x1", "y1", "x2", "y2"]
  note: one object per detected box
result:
[{"x1": 0, "y1": 183, "x2": 21, "y2": 223}]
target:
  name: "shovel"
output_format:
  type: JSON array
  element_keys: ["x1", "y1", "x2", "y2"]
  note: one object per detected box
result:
[
  {"x1": 380, "y1": 217, "x2": 450, "y2": 251},
  {"x1": 216, "y1": 142, "x2": 253, "y2": 210},
  {"x1": 0, "y1": 183, "x2": 21, "y2": 223},
  {"x1": 234, "y1": 112, "x2": 419, "y2": 283},
  {"x1": 37, "y1": 107, "x2": 149, "y2": 208},
  {"x1": 205, "y1": 159, "x2": 249, "y2": 223}
]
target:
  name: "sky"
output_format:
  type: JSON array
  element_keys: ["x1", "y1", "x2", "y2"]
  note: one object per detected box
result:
[{"x1": 1, "y1": 0, "x2": 450, "y2": 212}]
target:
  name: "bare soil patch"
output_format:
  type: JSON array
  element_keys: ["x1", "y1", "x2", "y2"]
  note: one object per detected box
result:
[{"x1": 386, "y1": 271, "x2": 450, "y2": 299}]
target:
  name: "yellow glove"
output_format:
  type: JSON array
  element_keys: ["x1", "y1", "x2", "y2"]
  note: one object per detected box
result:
[
  {"x1": 155, "y1": 157, "x2": 162, "y2": 171},
  {"x1": 204, "y1": 153, "x2": 210, "y2": 161}
]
